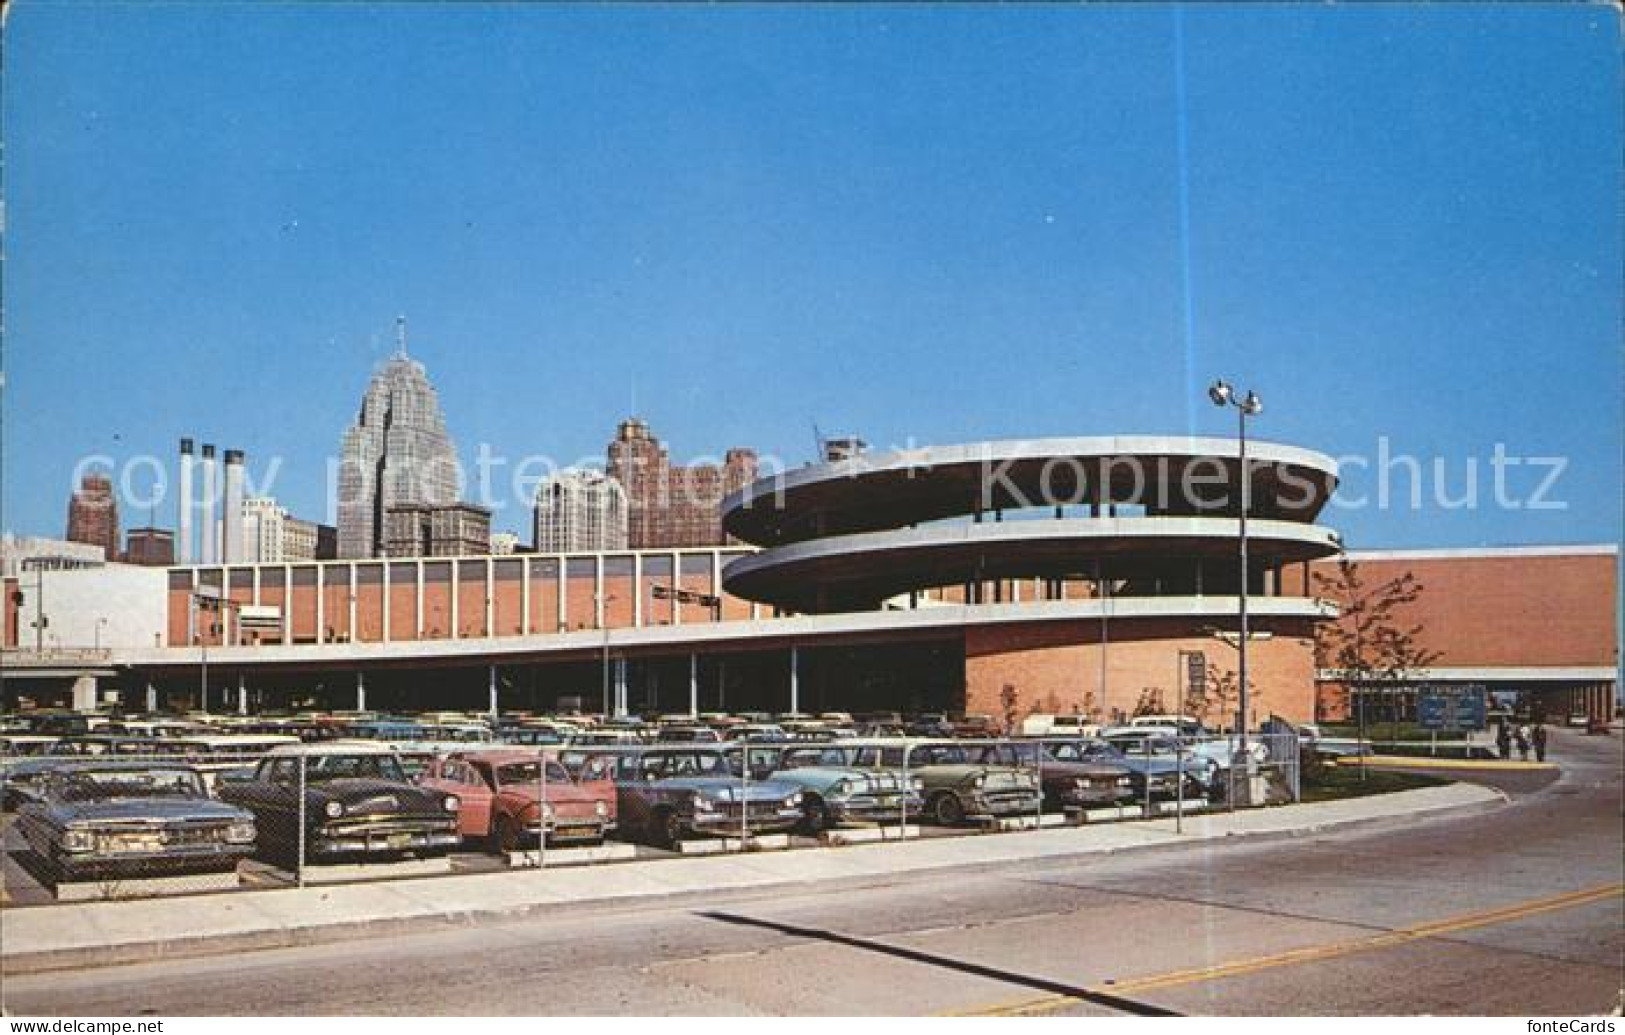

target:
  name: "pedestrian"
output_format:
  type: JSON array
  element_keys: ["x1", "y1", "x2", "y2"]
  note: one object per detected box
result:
[
  {"x1": 1532, "y1": 724, "x2": 1548, "y2": 763},
  {"x1": 1515, "y1": 724, "x2": 1531, "y2": 761},
  {"x1": 1496, "y1": 723, "x2": 1512, "y2": 760}
]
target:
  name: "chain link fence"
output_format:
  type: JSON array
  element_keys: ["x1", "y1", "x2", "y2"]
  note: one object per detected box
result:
[{"x1": 0, "y1": 727, "x2": 1301, "y2": 908}]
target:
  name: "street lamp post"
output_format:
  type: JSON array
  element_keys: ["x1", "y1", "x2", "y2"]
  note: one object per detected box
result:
[{"x1": 1208, "y1": 379, "x2": 1263, "y2": 795}]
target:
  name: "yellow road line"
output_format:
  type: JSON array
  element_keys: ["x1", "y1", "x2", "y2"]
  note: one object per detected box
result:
[{"x1": 947, "y1": 882, "x2": 1623, "y2": 1017}]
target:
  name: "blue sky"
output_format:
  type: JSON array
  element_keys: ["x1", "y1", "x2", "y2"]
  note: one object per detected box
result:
[{"x1": 4, "y1": 3, "x2": 1619, "y2": 548}]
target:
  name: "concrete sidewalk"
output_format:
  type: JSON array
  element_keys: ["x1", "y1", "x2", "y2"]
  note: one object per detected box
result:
[{"x1": 0, "y1": 782, "x2": 1503, "y2": 975}]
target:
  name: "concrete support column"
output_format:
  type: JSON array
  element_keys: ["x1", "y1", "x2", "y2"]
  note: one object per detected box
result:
[
  {"x1": 633, "y1": 554, "x2": 644, "y2": 628},
  {"x1": 689, "y1": 653, "x2": 698, "y2": 718},
  {"x1": 789, "y1": 646, "x2": 800, "y2": 715},
  {"x1": 484, "y1": 557, "x2": 494, "y2": 638},
  {"x1": 237, "y1": 674, "x2": 247, "y2": 716},
  {"x1": 488, "y1": 664, "x2": 499, "y2": 719},
  {"x1": 145, "y1": 682, "x2": 157, "y2": 714},
  {"x1": 449, "y1": 560, "x2": 460, "y2": 640},
  {"x1": 613, "y1": 658, "x2": 628, "y2": 718},
  {"x1": 520, "y1": 556, "x2": 532, "y2": 636},
  {"x1": 71, "y1": 675, "x2": 97, "y2": 712},
  {"x1": 414, "y1": 561, "x2": 425, "y2": 639},
  {"x1": 356, "y1": 671, "x2": 366, "y2": 713}
]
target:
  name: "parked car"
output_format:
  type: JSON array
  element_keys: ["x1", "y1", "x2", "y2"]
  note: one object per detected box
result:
[
  {"x1": 419, "y1": 749, "x2": 615, "y2": 851},
  {"x1": 1047, "y1": 738, "x2": 1203, "y2": 799},
  {"x1": 1018, "y1": 714, "x2": 1100, "y2": 738},
  {"x1": 15, "y1": 761, "x2": 257, "y2": 880},
  {"x1": 655, "y1": 725, "x2": 724, "y2": 744},
  {"x1": 1126, "y1": 715, "x2": 1207, "y2": 735},
  {"x1": 736, "y1": 743, "x2": 923, "y2": 833},
  {"x1": 588, "y1": 746, "x2": 803, "y2": 847},
  {"x1": 217, "y1": 743, "x2": 461, "y2": 863},
  {"x1": 950, "y1": 715, "x2": 1002, "y2": 739},
  {"x1": 972, "y1": 741, "x2": 1135, "y2": 808},
  {"x1": 828, "y1": 739, "x2": 1040, "y2": 825},
  {"x1": 0, "y1": 735, "x2": 59, "y2": 757},
  {"x1": 2, "y1": 757, "x2": 73, "y2": 810},
  {"x1": 722, "y1": 724, "x2": 789, "y2": 743}
]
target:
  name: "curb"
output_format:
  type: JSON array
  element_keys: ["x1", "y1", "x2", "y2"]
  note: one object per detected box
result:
[
  {"x1": 0, "y1": 785, "x2": 1506, "y2": 977},
  {"x1": 1349, "y1": 756, "x2": 1559, "y2": 772}
]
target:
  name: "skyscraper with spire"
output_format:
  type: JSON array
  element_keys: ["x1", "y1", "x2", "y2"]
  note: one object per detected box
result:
[{"x1": 336, "y1": 318, "x2": 466, "y2": 558}]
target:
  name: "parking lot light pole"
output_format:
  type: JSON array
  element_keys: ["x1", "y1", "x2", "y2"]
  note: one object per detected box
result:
[{"x1": 1208, "y1": 380, "x2": 1263, "y2": 783}]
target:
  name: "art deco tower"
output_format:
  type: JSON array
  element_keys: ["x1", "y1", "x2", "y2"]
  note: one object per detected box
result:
[{"x1": 336, "y1": 319, "x2": 462, "y2": 558}]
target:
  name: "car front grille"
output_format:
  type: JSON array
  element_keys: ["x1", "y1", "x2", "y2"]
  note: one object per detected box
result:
[{"x1": 96, "y1": 823, "x2": 228, "y2": 852}]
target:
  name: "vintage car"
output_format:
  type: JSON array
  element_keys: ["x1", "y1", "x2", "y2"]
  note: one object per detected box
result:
[
  {"x1": 419, "y1": 749, "x2": 615, "y2": 850},
  {"x1": 756, "y1": 743, "x2": 924, "y2": 833},
  {"x1": 972, "y1": 741, "x2": 1136, "y2": 808},
  {"x1": 1046, "y1": 738, "x2": 1205, "y2": 799},
  {"x1": 654, "y1": 724, "x2": 723, "y2": 744},
  {"x1": 824, "y1": 739, "x2": 1041, "y2": 825},
  {"x1": 217, "y1": 743, "x2": 460, "y2": 863},
  {"x1": 15, "y1": 761, "x2": 256, "y2": 880},
  {"x1": 2, "y1": 757, "x2": 71, "y2": 810},
  {"x1": 589, "y1": 746, "x2": 803, "y2": 848},
  {"x1": 0, "y1": 735, "x2": 59, "y2": 757}
]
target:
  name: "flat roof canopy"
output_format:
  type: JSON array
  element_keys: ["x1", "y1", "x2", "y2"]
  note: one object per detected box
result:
[
  {"x1": 723, "y1": 436, "x2": 1339, "y2": 546},
  {"x1": 723, "y1": 517, "x2": 1341, "y2": 613}
]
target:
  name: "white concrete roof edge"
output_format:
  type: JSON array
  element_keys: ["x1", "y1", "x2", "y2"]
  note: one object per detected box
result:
[
  {"x1": 1314, "y1": 666, "x2": 1617, "y2": 682},
  {"x1": 723, "y1": 517, "x2": 1340, "y2": 579},
  {"x1": 1337, "y1": 544, "x2": 1620, "y2": 561},
  {"x1": 724, "y1": 435, "x2": 1341, "y2": 513},
  {"x1": 115, "y1": 596, "x2": 1333, "y2": 669}
]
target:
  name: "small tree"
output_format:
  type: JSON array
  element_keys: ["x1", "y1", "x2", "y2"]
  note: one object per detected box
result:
[
  {"x1": 1191, "y1": 665, "x2": 1247, "y2": 732},
  {"x1": 999, "y1": 683, "x2": 1022, "y2": 735},
  {"x1": 1314, "y1": 555, "x2": 1442, "y2": 754},
  {"x1": 1131, "y1": 686, "x2": 1167, "y2": 717}
]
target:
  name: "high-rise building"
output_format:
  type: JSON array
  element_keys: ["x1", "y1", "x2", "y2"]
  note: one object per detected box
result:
[
  {"x1": 489, "y1": 531, "x2": 520, "y2": 556},
  {"x1": 533, "y1": 469, "x2": 628, "y2": 553},
  {"x1": 384, "y1": 502, "x2": 491, "y2": 557},
  {"x1": 242, "y1": 497, "x2": 338, "y2": 562},
  {"x1": 606, "y1": 418, "x2": 756, "y2": 548},
  {"x1": 124, "y1": 528, "x2": 175, "y2": 567},
  {"x1": 337, "y1": 320, "x2": 463, "y2": 558},
  {"x1": 65, "y1": 473, "x2": 120, "y2": 560}
]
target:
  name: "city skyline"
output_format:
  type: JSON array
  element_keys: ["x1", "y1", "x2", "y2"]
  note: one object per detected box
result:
[{"x1": 3, "y1": 4, "x2": 1619, "y2": 552}]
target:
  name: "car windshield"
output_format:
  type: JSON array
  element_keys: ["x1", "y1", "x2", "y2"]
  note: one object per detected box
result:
[
  {"x1": 494, "y1": 760, "x2": 572, "y2": 785},
  {"x1": 1077, "y1": 741, "x2": 1127, "y2": 762},
  {"x1": 650, "y1": 752, "x2": 727, "y2": 777},
  {"x1": 911, "y1": 745, "x2": 971, "y2": 765},
  {"x1": 55, "y1": 768, "x2": 203, "y2": 801},
  {"x1": 305, "y1": 754, "x2": 407, "y2": 782}
]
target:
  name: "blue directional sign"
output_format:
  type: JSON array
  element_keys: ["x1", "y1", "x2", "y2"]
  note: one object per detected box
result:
[{"x1": 1416, "y1": 684, "x2": 1488, "y2": 732}]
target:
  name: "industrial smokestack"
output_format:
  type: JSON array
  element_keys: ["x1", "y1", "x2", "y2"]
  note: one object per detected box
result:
[
  {"x1": 200, "y1": 444, "x2": 218, "y2": 564},
  {"x1": 222, "y1": 450, "x2": 245, "y2": 563},
  {"x1": 177, "y1": 438, "x2": 195, "y2": 564}
]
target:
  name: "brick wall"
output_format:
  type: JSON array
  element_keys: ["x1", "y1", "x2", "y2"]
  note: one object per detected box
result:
[
  {"x1": 1310, "y1": 550, "x2": 1617, "y2": 668},
  {"x1": 965, "y1": 617, "x2": 1319, "y2": 727}
]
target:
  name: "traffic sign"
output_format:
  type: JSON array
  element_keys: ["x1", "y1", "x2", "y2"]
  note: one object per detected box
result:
[{"x1": 1416, "y1": 684, "x2": 1487, "y2": 732}]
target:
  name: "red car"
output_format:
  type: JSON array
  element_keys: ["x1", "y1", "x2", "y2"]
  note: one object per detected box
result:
[{"x1": 420, "y1": 750, "x2": 616, "y2": 851}]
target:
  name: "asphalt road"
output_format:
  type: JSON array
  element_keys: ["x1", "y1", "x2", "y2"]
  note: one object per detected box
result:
[{"x1": 6, "y1": 729, "x2": 1621, "y2": 1016}]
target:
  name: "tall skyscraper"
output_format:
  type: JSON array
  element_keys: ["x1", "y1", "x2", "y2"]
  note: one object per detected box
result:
[
  {"x1": 65, "y1": 473, "x2": 120, "y2": 560},
  {"x1": 336, "y1": 319, "x2": 463, "y2": 558},
  {"x1": 606, "y1": 418, "x2": 756, "y2": 548},
  {"x1": 533, "y1": 469, "x2": 629, "y2": 553}
]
